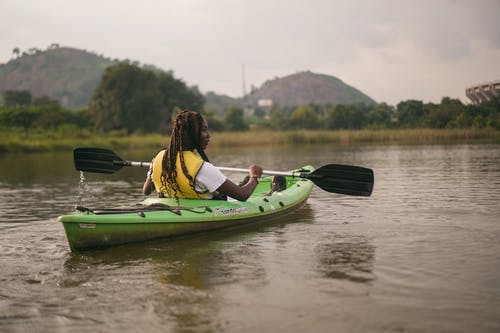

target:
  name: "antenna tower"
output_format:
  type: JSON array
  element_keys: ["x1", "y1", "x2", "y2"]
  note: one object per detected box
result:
[{"x1": 241, "y1": 64, "x2": 247, "y2": 97}]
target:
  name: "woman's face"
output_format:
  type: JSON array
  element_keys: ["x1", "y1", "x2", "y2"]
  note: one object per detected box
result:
[{"x1": 200, "y1": 118, "x2": 211, "y2": 150}]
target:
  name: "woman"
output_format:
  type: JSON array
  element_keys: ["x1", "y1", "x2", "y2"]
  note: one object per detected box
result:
[{"x1": 143, "y1": 110, "x2": 263, "y2": 201}]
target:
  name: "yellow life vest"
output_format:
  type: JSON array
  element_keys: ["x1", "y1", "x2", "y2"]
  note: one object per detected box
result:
[{"x1": 151, "y1": 150, "x2": 210, "y2": 199}]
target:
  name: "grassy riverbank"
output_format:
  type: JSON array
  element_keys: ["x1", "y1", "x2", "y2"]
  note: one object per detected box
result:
[{"x1": 1, "y1": 128, "x2": 499, "y2": 153}]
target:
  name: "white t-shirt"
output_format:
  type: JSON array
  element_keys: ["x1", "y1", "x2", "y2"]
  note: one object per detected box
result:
[{"x1": 195, "y1": 162, "x2": 227, "y2": 194}]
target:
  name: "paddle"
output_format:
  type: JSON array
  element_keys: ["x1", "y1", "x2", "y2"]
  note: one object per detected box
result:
[{"x1": 73, "y1": 147, "x2": 374, "y2": 196}]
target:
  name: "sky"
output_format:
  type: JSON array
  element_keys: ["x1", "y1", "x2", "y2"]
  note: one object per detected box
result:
[{"x1": 1, "y1": 0, "x2": 499, "y2": 105}]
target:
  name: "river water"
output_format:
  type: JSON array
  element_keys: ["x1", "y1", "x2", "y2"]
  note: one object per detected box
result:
[{"x1": 1, "y1": 143, "x2": 499, "y2": 332}]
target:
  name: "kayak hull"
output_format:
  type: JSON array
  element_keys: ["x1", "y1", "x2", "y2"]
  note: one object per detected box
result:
[{"x1": 58, "y1": 166, "x2": 315, "y2": 252}]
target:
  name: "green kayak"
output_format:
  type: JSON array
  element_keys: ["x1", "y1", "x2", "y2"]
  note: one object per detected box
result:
[{"x1": 58, "y1": 166, "x2": 315, "y2": 252}]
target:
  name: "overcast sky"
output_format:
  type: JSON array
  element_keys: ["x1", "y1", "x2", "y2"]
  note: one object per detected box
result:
[{"x1": 1, "y1": 0, "x2": 499, "y2": 105}]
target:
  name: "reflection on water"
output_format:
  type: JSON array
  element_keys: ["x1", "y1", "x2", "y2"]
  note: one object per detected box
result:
[
  {"x1": 315, "y1": 233, "x2": 374, "y2": 282},
  {"x1": 1, "y1": 144, "x2": 500, "y2": 332}
]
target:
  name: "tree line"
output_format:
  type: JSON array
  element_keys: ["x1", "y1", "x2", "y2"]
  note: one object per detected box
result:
[
  {"x1": 249, "y1": 98, "x2": 499, "y2": 131},
  {"x1": 1, "y1": 63, "x2": 499, "y2": 135}
]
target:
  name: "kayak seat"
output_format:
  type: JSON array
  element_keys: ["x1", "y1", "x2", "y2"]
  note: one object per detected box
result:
[
  {"x1": 238, "y1": 174, "x2": 286, "y2": 194},
  {"x1": 271, "y1": 176, "x2": 287, "y2": 193}
]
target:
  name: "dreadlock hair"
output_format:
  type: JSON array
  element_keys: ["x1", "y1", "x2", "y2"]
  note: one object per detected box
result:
[{"x1": 160, "y1": 110, "x2": 210, "y2": 199}]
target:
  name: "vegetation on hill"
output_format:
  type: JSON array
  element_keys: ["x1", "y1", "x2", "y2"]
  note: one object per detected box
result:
[
  {"x1": 0, "y1": 45, "x2": 118, "y2": 109},
  {"x1": 204, "y1": 71, "x2": 375, "y2": 112},
  {"x1": 0, "y1": 45, "x2": 169, "y2": 110}
]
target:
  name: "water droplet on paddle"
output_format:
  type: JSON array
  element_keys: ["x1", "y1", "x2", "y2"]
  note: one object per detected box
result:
[{"x1": 77, "y1": 171, "x2": 90, "y2": 206}]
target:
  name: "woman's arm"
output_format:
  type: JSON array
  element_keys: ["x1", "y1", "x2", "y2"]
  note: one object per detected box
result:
[{"x1": 216, "y1": 165, "x2": 263, "y2": 201}]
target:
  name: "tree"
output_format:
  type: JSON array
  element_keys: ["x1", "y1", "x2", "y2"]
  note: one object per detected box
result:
[
  {"x1": 268, "y1": 109, "x2": 289, "y2": 130},
  {"x1": 224, "y1": 107, "x2": 248, "y2": 131},
  {"x1": 367, "y1": 103, "x2": 395, "y2": 128},
  {"x1": 32, "y1": 95, "x2": 60, "y2": 106},
  {"x1": 12, "y1": 47, "x2": 20, "y2": 58},
  {"x1": 0, "y1": 107, "x2": 40, "y2": 136},
  {"x1": 90, "y1": 64, "x2": 205, "y2": 133},
  {"x1": 204, "y1": 111, "x2": 225, "y2": 131},
  {"x1": 324, "y1": 104, "x2": 366, "y2": 129},
  {"x1": 424, "y1": 97, "x2": 463, "y2": 128},
  {"x1": 157, "y1": 72, "x2": 204, "y2": 121},
  {"x1": 253, "y1": 108, "x2": 266, "y2": 118},
  {"x1": 90, "y1": 63, "x2": 163, "y2": 133},
  {"x1": 34, "y1": 105, "x2": 72, "y2": 132},
  {"x1": 396, "y1": 100, "x2": 425, "y2": 127},
  {"x1": 3, "y1": 90, "x2": 32, "y2": 107},
  {"x1": 288, "y1": 106, "x2": 319, "y2": 129},
  {"x1": 484, "y1": 101, "x2": 500, "y2": 129}
]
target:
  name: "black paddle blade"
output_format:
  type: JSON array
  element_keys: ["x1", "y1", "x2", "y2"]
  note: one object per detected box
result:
[
  {"x1": 306, "y1": 164, "x2": 374, "y2": 196},
  {"x1": 73, "y1": 147, "x2": 127, "y2": 174}
]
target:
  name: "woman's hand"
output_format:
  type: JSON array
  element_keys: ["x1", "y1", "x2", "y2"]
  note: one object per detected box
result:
[
  {"x1": 249, "y1": 165, "x2": 263, "y2": 179},
  {"x1": 143, "y1": 160, "x2": 155, "y2": 195}
]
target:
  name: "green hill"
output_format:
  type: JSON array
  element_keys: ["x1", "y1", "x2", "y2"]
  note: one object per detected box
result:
[
  {"x1": 0, "y1": 46, "x2": 120, "y2": 109},
  {"x1": 246, "y1": 71, "x2": 375, "y2": 107},
  {"x1": 205, "y1": 71, "x2": 376, "y2": 112}
]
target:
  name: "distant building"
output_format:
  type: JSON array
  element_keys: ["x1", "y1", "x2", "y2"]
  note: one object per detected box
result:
[
  {"x1": 258, "y1": 99, "x2": 273, "y2": 108},
  {"x1": 465, "y1": 80, "x2": 500, "y2": 105}
]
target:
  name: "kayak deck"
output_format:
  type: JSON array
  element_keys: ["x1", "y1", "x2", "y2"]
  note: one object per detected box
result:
[{"x1": 58, "y1": 166, "x2": 315, "y2": 252}]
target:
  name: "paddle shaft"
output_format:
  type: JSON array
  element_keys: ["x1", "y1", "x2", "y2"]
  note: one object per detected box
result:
[{"x1": 125, "y1": 161, "x2": 296, "y2": 177}]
